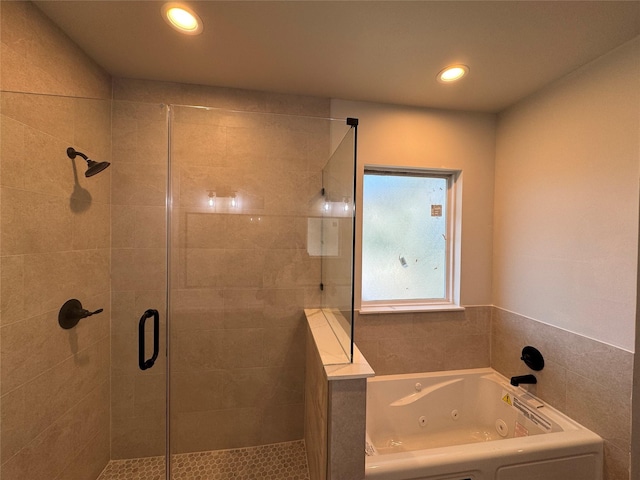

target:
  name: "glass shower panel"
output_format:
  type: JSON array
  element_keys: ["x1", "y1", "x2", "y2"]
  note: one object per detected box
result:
[
  {"x1": 319, "y1": 125, "x2": 356, "y2": 362},
  {"x1": 167, "y1": 105, "x2": 352, "y2": 475}
]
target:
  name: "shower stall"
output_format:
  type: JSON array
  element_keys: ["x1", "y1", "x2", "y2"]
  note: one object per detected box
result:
[{"x1": 0, "y1": 91, "x2": 357, "y2": 479}]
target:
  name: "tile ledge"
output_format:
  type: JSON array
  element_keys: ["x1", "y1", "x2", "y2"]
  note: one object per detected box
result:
[
  {"x1": 359, "y1": 304, "x2": 465, "y2": 314},
  {"x1": 305, "y1": 308, "x2": 375, "y2": 381}
]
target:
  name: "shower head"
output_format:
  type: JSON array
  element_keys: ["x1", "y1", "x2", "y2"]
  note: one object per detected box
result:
[{"x1": 67, "y1": 147, "x2": 110, "y2": 177}]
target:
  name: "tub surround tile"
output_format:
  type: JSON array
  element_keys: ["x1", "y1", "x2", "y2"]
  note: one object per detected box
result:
[
  {"x1": 442, "y1": 333, "x2": 490, "y2": 371},
  {"x1": 603, "y1": 441, "x2": 631, "y2": 480},
  {"x1": 355, "y1": 306, "x2": 492, "y2": 375},
  {"x1": 529, "y1": 359, "x2": 567, "y2": 412},
  {"x1": 490, "y1": 307, "x2": 632, "y2": 480},
  {"x1": 377, "y1": 335, "x2": 447, "y2": 374},
  {"x1": 566, "y1": 374, "x2": 630, "y2": 451}
]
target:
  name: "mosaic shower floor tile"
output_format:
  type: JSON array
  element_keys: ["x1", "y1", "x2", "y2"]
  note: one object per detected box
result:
[{"x1": 97, "y1": 440, "x2": 310, "y2": 480}]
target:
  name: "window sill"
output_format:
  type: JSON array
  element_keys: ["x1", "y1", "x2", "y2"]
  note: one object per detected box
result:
[{"x1": 358, "y1": 304, "x2": 465, "y2": 315}]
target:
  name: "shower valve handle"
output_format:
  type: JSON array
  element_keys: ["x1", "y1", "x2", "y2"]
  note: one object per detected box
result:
[
  {"x1": 81, "y1": 308, "x2": 104, "y2": 318},
  {"x1": 58, "y1": 299, "x2": 104, "y2": 329}
]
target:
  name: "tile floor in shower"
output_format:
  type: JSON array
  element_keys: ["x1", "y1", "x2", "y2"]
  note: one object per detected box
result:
[{"x1": 97, "y1": 440, "x2": 310, "y2": 480}]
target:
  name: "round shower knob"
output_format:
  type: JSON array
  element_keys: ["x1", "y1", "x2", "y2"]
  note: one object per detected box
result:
[{"x1": 521, "y1": 346, "x2": 544, "y2": 371}]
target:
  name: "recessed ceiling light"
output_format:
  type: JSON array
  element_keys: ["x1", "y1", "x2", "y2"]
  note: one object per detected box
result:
[
  {"x1": 162, "y1": 3, "x2": 203, "y2": 35},
  {"x1": 437, "y1": 65, "x2": 469, "y2": 83}
]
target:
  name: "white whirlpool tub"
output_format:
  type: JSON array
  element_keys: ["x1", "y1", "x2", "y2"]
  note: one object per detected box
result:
[{"x1": 365, "y1": 368, "x2": 603, "y2": 480}]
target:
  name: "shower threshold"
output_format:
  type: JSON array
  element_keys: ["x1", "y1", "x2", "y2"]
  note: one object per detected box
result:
[{"x1": 97, "y1": 440, "x2": 310, "y2": 480}]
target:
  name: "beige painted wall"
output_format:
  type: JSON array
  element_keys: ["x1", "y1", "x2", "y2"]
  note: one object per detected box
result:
[
  {"x1": 330, "y1": 100, "x2": 496, "y2": 307},
  {"x1": 1, "y1": 1, "x2": 112, "y2": 479},
  {"x1": 493, "y1": 37, "x2": 640, "y2": 352}
]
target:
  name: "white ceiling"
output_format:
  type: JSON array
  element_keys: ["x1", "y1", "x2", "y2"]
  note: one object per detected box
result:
[{"x1": 35, "y1": 1, "x2": 640, "y2": 113}]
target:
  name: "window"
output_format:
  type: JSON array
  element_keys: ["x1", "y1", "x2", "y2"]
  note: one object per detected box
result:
[{"x1": 361, "y1": 167, "x2": 461, "y2": 311}]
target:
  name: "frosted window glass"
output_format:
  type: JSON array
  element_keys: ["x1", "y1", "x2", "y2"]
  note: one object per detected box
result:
[{"x1": 362, "y1": 173, "x2": 447, "y2": 301}]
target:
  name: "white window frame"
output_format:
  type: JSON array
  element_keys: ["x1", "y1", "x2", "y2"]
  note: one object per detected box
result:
[{"x1": 359, "y1": 166, "x2": 463, "y2": 314}]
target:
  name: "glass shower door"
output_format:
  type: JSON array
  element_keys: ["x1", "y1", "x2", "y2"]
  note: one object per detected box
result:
[
  {"x1": 106, "y1": 99, "x2": 169, "y2": 478},
  {"x1": 167, "y1": 105, "x2": 353, "y2": 477},
  {"x1": 0, "y1": 93, "x2": 170, "y2": 480}
]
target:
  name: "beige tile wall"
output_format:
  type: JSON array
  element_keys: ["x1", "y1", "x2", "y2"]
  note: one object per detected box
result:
[
  {"x1": 305, "y1": 327, "x2": 328, "y2": 480},
  {"x1": 354, "y1": 306, "x2": 492, "y2": 375},
  {"x1": 491, "y1": 308, "x2": 632, "y2": 480},
  {"x1": 0, "y1": 94, "x2": 112, "y2": 479},
  {"x1": 0, "y1": 2, "x2": 111, "y2": 480},
  {"x1": 327, "y1": 379, "x2": 366, "y2": 480},
  {"x1": 1, "y1": 2, "x2": 113, "y2": 479},
  {"x1": 0, "y1": 1, "x2": 111, "y2": 98}
]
